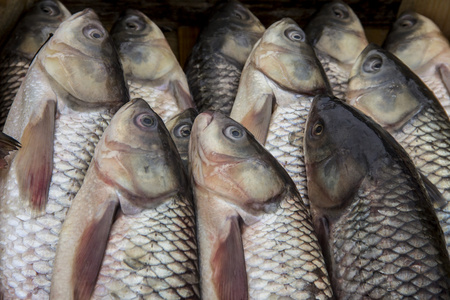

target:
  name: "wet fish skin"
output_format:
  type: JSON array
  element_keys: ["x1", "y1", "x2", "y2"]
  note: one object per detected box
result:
[
  {"x1": 347, "y1": 43, "x2": 450, "y2": 253},
  {"x1": 190, "y1": 111, "x2": 333, "y2": 299},
  {"x1": 110, "y1": 9, "x2": 194, "y2": 122},
  {"x1": 305, "y1": 0, "x2": 368, "y2": 98},
  {"x1": 304, "y1": 95, "x2": 450, "y2": 298},
  {"x1": 0, "y1": 0, "x2": 71, "y2": 130},
  {"x1": 384, "y1": 11, "x2": 450, "y2": 115},
  {"x1": 51, "y1": 99, "x2": 199, "y2": 300},
  {"x1": 0, "y1": 9, "x2": 128, "y2": 299},
  {"x1": 230, "y1": 18, "x2": 331, "y2": 206},
  {"x1": 184, "y1": 0, "x2": 265, "y2": 115}
]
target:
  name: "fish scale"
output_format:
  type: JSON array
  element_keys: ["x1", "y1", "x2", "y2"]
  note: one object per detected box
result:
[
  {"x1": 0, "y1": 111, "x2": 112, "y2": 299},
  {"x1": 243, "y1": 195, "x2": 332, "y2": 299},
  {"x1": 422, "y1": 76, "x2": 450, "y2": 114},
  {"x1": 315, "y1": 53, "x2": 348, "y2": 99},
  {"x1": 92, "y1": 195, "x2": 198, "y2": 299}
]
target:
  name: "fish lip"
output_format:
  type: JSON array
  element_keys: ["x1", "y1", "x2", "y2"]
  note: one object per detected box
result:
[
  {"x1": 72, "y1": 8, "x2": 96, "y2": 20},
  {"x1": 199, "y1": 111, "x2": 214, "y2": 130}
]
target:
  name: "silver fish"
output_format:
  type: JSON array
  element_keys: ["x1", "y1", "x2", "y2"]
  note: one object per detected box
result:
[
  {"x1": 0, "y1": 0, "x2": 71, "y2": 130},
  {"x1": 304, "y1": 94, "x2": 450, "y2": 298},
  {"x1": 190, "y1": 111, "x2": 333, "y2": 299},
  {"x1": 305, "y1": 0, "x2": 368, "y2": 98},
  {"x1": 184, "y1": 0, "x2": 265, "y2": 115},
  {"x1": 51, "y1": 98, "x2": 199, "y2": 299},
  {"x1": 384, "y1": 11, "x2": 450, "y2": 115},
  {"x1": 230, "y1": 18, "x2": 331, "y2": 206},
  {"x1": 110, "y1": 9, "x2": 195, "y2": 122},
  {"x1": 347, "y1": 43, "x2": 450, "y2": 253},
  {"x1": 0, "y1": 9, "x2": 128, "y2": 298}
]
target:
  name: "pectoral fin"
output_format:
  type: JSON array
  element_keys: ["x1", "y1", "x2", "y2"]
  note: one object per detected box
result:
[
  {"x1": 211, "y1": 216, "x2": 248, "y2": 300},
  {"x1": 438, "y1": 64, "x2": 450, "y2": 97},
  {"x1": 0, "y1": 132, "x2": 21, "y2": 169},
  {"x1": 420, "y1": 172, "x2": 446, "y2": 208},
  {"x1": 170, "y1": 79, "x2": 195, "y2": 110},
  {"x1": 239, "y1": 94, "x2": 274, "y2": 145},
  {"x1": 15, "y1": 100, "x2": 56, "y2": 211}
]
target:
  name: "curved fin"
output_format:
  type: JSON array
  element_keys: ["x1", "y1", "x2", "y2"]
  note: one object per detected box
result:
[
  {"x1": 0, "y1": 132, "x2": 21, "y2": 169},
  {"x1": 239, "y1": 94, "x2": 274, "y2": 145},
  {"x1": 438, "y1": 64, "x2": 450, "y2": 98},
  {"x1": 170, "y1": 79, "x2": 195, "y2": 110},
  {"x1": 420, "y1": 171, "x2": 446, "y2": 208}
]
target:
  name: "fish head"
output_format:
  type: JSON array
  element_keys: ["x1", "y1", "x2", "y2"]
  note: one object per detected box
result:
[
  {"x1": 305, "y1": 0, "x2": 368, "y2": 65},
  {"x1": 347, "y1": 43, "x2": 423, "y2": 131},
  {"x1": 96, "y1": 98, "x2": 186, "y2": 210},
  {"x1": 253, "y1": 17, "x2": 331, "y2": 95},
  {"x1": 190, "y1": 111, "x2": 292, "y2": 215},
  {"x1": 110, "y1": 9, "x2": 176, "y2": 81},
  {"x1": 5, "y1": 0, "x2": 71, "y2": 58},
  {"x1": 41, "y1": 8, "x2": 128, "y2": 110}
]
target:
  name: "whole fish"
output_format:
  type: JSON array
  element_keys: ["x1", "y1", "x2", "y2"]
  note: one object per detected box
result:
[
  {"x1": 190, "y1": 111, "x2": 333, "y2": 299},
  {"x1": 51, "y1": 98, "x2": 199, "y2": 300},
  {"x1": 347, "y1": 43, "x2": 450, "y2": 253},
  {"x1": 305, "y1": 0, "x2": 368, "y2": 98},
  {"x1": 304, "y1": 94, "x2": 450, "y2": 298},
  {"x1": 230, "y1": 18, "x2": 331, "y2": 206},
  {"x1": 165, "y1": 107, "x2": 198, "y2": 169},
  {"x1": 184, "y1": 0, "x2": 265, "y2": 115},
  {"x1": 110, "y1": 9, "x2": 195, "y2": 122},
  {"x1": 0, "y1": 132, "x2": 20, "y2": 169},
  {"x1": 0, "y1": 9, "x2": 128, "y2": 298},
  {"x1": 0, "y1": 0, "x2": 71, "y2": 130},
  {"x1": 384, "y1": 11, "x2": 450, "y2": 115}
]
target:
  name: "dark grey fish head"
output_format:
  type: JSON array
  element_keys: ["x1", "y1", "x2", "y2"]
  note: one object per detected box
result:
[
  {"x1": 383, "y1": 11, "x2": 427, "y2": 52},
  {"x1": 4, "y1": 0, "x2": 71, "y2": 58}
]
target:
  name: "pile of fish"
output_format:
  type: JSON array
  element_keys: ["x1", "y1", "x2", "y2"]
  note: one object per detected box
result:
[{"x1": 0, "y1": 0, "x2": 449, "y2": 299}]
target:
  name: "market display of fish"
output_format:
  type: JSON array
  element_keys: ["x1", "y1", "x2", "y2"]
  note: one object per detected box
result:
[
  {"x1": 347, "y1": 43, "x2": 450, "y2": 252},
  {"x1": 0, "y1": 9, "x2": 128, "y2": 298},
  {"x1": 51, "y1": 98, "x2": 199, "y2": 299},
  {"x1": 110, "y1": 9, "x2": 195, "y2": 122},
  {"x1": 230, "y1": 18, "x2": 331, "y2": 206},
  {"x1": 165, "y1": 107, "x2": 198, "y2": 169},
  {"x1": 0, "y1": 0, "x2": 71, "y2": 130},
  {"x1": 0, "y1": 132, "x2": 21, "y2": 169},
  {"x1": 190, "y1": 111, "x2": 333, "y2": 299},
  {"x1": 304, "y1": 94, "x2": 450, "y2": 298},
  {"x1": 184, "y1": 0, "x2": 265, "y2": 115},
  {"x1": 384, "y1": 11, "x2": 450, "y2": 115},
  {"x1": 305, "y1": 0, "x2": 368, "y2": 98}
]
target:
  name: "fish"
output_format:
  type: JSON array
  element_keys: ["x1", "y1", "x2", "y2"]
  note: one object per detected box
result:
[
  {"x1": 305, "y1": 0, "x2": 368, "y2": 99},
  {"x1": 0, "y1": 0, "x2": 71, "y2": 130},
  {"x1": 51, "y1": 98, "x2": 199, "y2": 300},
  {"x1": 384, "y1": 11, "x2": 450, "y2": 115},
  {"x1": 110, "y1": 9, "x2": 195, "y2": 122},
  {"x1": 184, "y1": 0, "x2": 265, "y2": 115},
  {"x1": 0, "y1": 132, "x2": 21, "y2": 169},
  {"x1": 304, "y1": 94, "x2": 450, "y2": 298},
  {"x1": 165, "y1": 107, "x2": 198, "y2": 169},
  {"x1": 189, "y1": 111, "x2": 333, "y2": 299},
  {"x1": 230, "y1": 18, "x2": 331, "y2": 206},
  {"x1": 0, "y1": 9, "x2": 129, "y2": 298},
  {"x1": 346, "y1": 43, "x2": 450, "y2": 253}
]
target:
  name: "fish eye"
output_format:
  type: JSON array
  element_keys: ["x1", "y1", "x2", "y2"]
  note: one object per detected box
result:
[
  {"x1": 399, "y1": 17, "x2": 416, "y2": 28},
  {"x1": 40, "y1": 4, "x2": 59, "y2": 16},
  {"x1": 174, "y1": 123, "x2": 192, "y2": 138},
  {"x1": 285, "y1": 29, "x2": 305, "y2": 42},
  {"x1": 234, "y1": 8, "x2": 249, "y2": 21},
  {"x1": 135, "y1": 113, "x2": 157, "y2": 129},
  {"x1": 332, "y1": 6, "x2": 349, "y2": 19},
  {"x1": 124, "y1": 18, "x2": 146, "y2": 31},
  {"x1": 312, "y1": 122, "x2": 324, "y2": 136},
  {"x1": 363, "y1": 55, "x2": 383, "y2": 73},
  {"x1": 83, "y1": 25, "x2": 105, "y2": 40},
  {"x1": 223, "y1": 125, "x2": 245, "y2": 140}
]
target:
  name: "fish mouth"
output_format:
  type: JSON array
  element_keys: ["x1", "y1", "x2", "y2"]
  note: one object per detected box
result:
[
  {"x1": 70, "y1": 8, "x2": 96, "y2": 21},
  {"x1": 197, "y1": 111, "x2": 214, "y2": 131}
]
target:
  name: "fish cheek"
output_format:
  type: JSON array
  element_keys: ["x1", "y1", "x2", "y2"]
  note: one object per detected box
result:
[{"x1": 221, "y1": 32, "x2": 253, "y2": 65}]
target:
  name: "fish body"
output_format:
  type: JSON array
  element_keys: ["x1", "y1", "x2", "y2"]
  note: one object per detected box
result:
[
  {"x1": 384, "y1": 11, "x2": 450, "y2": 115},
  {"x1": 0, "y1": 0, "x2": 71, "y2": 130},
  {"x1": 190, "y1": 111, "x2": 332, "y2": 299},
  {"x1": 305, "y1": 0, "x2": 368, "y2": 98},
  {"x1": 51, "y1": 99, "x2": 199, "y2": 299},
  {"x1": 304, "y1": 95, "x2": 450, "y2": 298},
  {"x1": 0, "y1": 9, "x2": 128, "y2": 298},
  {"x1": 347, "y1": 43, "x2": 450, "y2": 253},
  {"x1": 230, "y1": 18, "x2": 331, "y2": 206},
  {"x1": 184, "y1": 0, "x2": 264, "y2": 115}
]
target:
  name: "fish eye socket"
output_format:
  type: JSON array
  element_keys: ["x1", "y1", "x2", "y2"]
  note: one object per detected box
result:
[
  {"x1": 312, "y1": 122, "x2": 324, "y2": 136},
  {"x1": 332, "y1": 6, "x2": 348, "y2": 19},
  {"x1": 234, "y1": 9, "x2": 249, "y2": 21},
  {"x1": 174, "y1": 123, "x2": 192, "y2": 138},
  {"x1": 285, "y1": 29, "x2": 305, "y2": 42},
  {"x1": 40, "y1": 4, "x2": 58, "y2": 16},
  {"x1": 83, "y1": 26, "x2": 105, "y2": 40},
  {"x1": 135, "y1": 113, "x2": 157, "y2": 129},
  {"x1": 223, "y1": 125, "x2": 245, "y2": 140},
  {"x1": 363, "y1": 55, "x2": 383, "y2": 73},
  {"x1": 399, "y1": 17, "x2": 416, "y2": 28}
]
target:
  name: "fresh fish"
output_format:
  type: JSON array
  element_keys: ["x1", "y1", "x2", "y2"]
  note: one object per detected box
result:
[
  {"x1": 0, "y1": 9, "x2": 128, "y2": 298},
  {"x1": 165, "y1": 107, "x2": 198, "y2": 169},
  {"x1": 384, "y1": 11, "x2": 450, "y2": 115},
  {"x1": 305, "y1": 0, "x2": 368, "y2": 98},
  {"x1": 189, "y1": 111, "x2": 333, "y2": 299},
  {"x1": 304, "y1": 94, "x2": 450, "y2": 298},
  {"x1": 230, "y1": 18, "x2": 331, "y2": 206},
  {"x1": 184, "y1": 0, "x2": 265, "y2": 115},
  {"x1": 0, "y1": 0, "x2": 71, "y2": 130},
  {"x1": 0, "y1": 132, "x2": 20, "y2": 169},
  {"x1": 347, "y1": 43, "x2": 450, "y2": 253},
  {"x1": 51, "y1": 98, "x2": 199, "y2": 300},
  {"x1": 110, "y1": 9, "x2": 194, "y2": 122}
]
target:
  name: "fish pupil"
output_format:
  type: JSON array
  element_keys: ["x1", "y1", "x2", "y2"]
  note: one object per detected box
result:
[
  {"x1": 126, "y1": 22, "x2": 138, "y2": 30},
  {"x1": 93, "y1": 32, "x2": 101, "y2": 39},
  {"x1": 142, "y1": 116, "x2": 153, "y2": 126},
  {"x1": 313, "y1": 123, "x2": 323, "y2": 135},
  {"x1": 41, "y1": 6, "x2": 53, "y2": 15}
]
